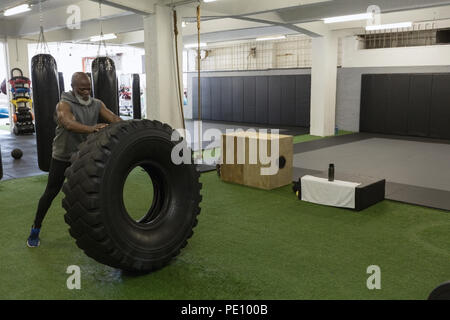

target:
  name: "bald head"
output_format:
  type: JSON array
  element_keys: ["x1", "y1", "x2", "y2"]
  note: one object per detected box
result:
[{"x1": 71, "y1": 72, "x2": 92, "y2": 101}]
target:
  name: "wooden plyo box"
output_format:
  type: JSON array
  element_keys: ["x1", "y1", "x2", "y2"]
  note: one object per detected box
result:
[{"x1": 220, "y1": 132, "x2": 293, "y2": 190}]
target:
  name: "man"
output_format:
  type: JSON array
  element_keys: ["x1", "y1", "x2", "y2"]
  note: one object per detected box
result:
[{"x1": 27, "y1": 72, "x2": 122, "y2": 247}]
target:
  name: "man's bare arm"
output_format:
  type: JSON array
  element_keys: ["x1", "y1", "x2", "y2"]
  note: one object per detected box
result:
[
  {"x1": 99, "y1": 102, "x2": 122, "y2": 124},
  {"x1": 57, "y1": 101, "x2": 106, "y2": 133}
]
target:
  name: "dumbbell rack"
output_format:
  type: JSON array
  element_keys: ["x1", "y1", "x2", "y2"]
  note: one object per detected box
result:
[{"x1": 9, "y1": 68, "x2": 35, "y2": 135}]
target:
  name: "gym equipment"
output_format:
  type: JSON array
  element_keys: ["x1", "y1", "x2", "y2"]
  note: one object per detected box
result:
[
  {"x1": 91, "y1": 57, "x2": 119, "y2": 115},
  {"x1": 86, "y1": 72, "x2": 93, "y2": 97},
  {"x1": 0, "y1": 106, "x2": 9, "y2": 119},
  {"x1": 132, "y1": 74, "x2": 141, "y2": 119},
  {"x1": 62, "y1": 120, "x2": 202, "y2": 273},
  {"x1": 58, "y1": 72, "x2": 65, "y2": 96},
  {"x1": 9, "y1": 68, "x2": 35, "y2": 136},
  {"x1": 1, "y1": 79, "x2": 6, "y2": 95},
  {"x1": 292, "y1": 179, "x2": 301, "y2": 199},
  {"x1": 11, "y1": 148, "x2": 23, "y2": 160},
  {"x1": 31, "y1": 54, "x2": 60, "y2": 172},
  {"x1": 220, "y1": 131, "x2": 293, "y2": 190},
  {"x1": 428, "y1": 281, "x2": 450, "y2": 300}
]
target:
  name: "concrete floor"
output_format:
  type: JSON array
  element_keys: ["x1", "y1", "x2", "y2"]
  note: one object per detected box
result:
[
  {"x1": 293, "y1": 134, "x2": 450, "y2": 211},
  {"x1": 0, "y1": 129, "x2": 43, "y2": 181}
]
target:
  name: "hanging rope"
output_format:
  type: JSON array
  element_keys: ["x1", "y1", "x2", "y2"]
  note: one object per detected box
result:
[
  {"x1": 35, "y1": 0, "x2": 50, "y2": 54},
  {"x1": 196, "y1": 3, "x2": 202, "y2": 159},
  {"x1": 173, "y1": 9, "x2": 186, "y2": 131}
]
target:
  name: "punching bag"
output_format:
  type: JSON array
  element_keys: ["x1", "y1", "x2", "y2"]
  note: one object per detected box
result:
[
  {"x1": 132, "y1": 74, "x2": 141, "y2": 119},
  {"x1": 91, "y1": 57, "x2": 118, "y2": 115},
  {"x1": 86, "y1": 72, "x2": 93, "y2": 97},
  {"x1": 31, "y1": 54, "x2": 60, "y2": 172},
  {"x1": 58, "y1": 72, "x2": 65, "y2": 96}
]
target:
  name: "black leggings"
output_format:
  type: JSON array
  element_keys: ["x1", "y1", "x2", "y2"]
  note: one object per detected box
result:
[{"x1": 33, "y1": 158, "x2": 71, "y2": 229}]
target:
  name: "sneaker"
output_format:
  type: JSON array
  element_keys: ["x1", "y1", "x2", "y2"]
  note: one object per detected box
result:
[{"x1": 27, "y1": 226, "x2": 41, "y2": 248}]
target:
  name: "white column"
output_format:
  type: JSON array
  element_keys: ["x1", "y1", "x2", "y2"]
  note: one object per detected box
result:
[
  {"x1": 310, "y1": 34, "x2": 338, "y2": 137},
  {"x1": 143, "y1": 5, "x2": 184, "y2": 130}
]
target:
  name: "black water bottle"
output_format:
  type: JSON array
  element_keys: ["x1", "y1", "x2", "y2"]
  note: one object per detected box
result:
[{"x1": 328, "y1": 164, "x2": 335, "y2": 182}]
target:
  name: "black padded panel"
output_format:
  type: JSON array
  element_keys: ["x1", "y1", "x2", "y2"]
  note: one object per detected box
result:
[
  {"x1": 268, "y1": 76, "x2": 281, "y2": 126},
  {"x1": 408, "y1": 74, "x2": 432, "y2": 137},
  {"x1": 360, "y1": 72, "x2": 450, "y2": 140},
  {"x1": 201, "y1": 77, "x2": 211, "y2": 120},
  {"x1": 243, "y1": 77, "x2": 256, "y2": 123},
  {"x1": 232, "y1": 77, "x2": 244, "y2": 122},
  {"x1": 281, "y1": 75, "x2": 296, "y2": 126},
  {"x1": 193, "y1": 74, "x2": 311, "y2": 127},
  {"x1": 256, "y1": 76, "x2": 269, "y2": 124},
  {"x1": 192, "y1": 78, "x2": 198, "y2": 119},
  {"x1": 221, "y1": 77, "x2": 233, "y2": 121},
  {"x1": 296, "y1": 75, "x2": 311, "y2": 127},
  {"x1": 210, "y1": 77, "x2": 222, "y2": 121},
  {"x1": 386, "y1": 74, "x2": 410, "y2": 135},
  {"x1": 430, "y1": 74, "x2": 450, "y2": 140},
  {"x1": 360, "y1": 74, "x2": 373, "y2": 132},
  {"x1": 371, "y1": 74, "x2": 390, "y2": 133},
  {"x1": 360, "y1": 74, "x2": 390, "y2": 133}
]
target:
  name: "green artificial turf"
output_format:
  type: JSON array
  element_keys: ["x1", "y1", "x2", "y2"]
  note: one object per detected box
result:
[
  {"x1": 0, "y1": 168, "x2": 449, "y2": 300},
  {"x1": 293, "y1": 130, "x2": 354, "y2": 144}
]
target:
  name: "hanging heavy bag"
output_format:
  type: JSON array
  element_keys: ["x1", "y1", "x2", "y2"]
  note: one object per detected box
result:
[
  {"x1": 91, "y1": 57, "x2": 119, "y2": 115},
  {"x1": 86, "y1": 72, "x2": 93, "y2": 97},
  {"x1": 58, "y1": 72, "x2": 65, "y2": 96},
  {"x1": 132, "y1": 74, "x2": 141, "y2": 119},
  {"x1": 31, "y1": 54, "x2": 60, "y2": 172}
]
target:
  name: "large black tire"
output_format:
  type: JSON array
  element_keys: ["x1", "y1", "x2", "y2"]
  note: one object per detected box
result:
[
  {"x1": 62, "y1": 120, "x2": 202, "y2": 273},
  {"x1": 428, "y1": 281, "x2": 450, "y2": 300}
]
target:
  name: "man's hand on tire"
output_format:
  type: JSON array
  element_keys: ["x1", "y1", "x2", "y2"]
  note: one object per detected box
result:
[{"x1": 92, "y1": 123, "x2": 109, "y2": 133}]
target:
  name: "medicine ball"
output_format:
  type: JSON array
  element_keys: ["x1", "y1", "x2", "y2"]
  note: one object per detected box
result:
[{"x1": 11, "y1": 148, "x2": 23, "y2": 160}]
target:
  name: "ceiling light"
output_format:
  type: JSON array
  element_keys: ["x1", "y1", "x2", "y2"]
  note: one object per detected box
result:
[
  {"x1": 90, "y1": 33, "x2": 117, "y2": 42},
  {"x1": 323, "y1": 13, "x2": 373, "y2": 24},
  {"x1": 182, "y1": 21, "x2": 187, "y2": 28},
  {"x1": 256, "y1": 35, "x2": 286, "y2": 42},
  {"x1": 203, "y1": 0, "x2": 218, "y2": 3},
  {"x1": 366, "y1": 22, "x2": 413, "y2": 31},
  {"x1": 4, "y1": 4, "x2": 31, "y2": 16},
  {"x1": 185, "y1": 43, "x2": 207, "y2": 49}
]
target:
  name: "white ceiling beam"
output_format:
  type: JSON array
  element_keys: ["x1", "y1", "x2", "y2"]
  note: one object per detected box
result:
[
  {"x1": 176, "y1": 0, "x2": 331, "y2": 17},
  {"x1": 4, "y1": 0, "x2": 129, "y2": 37},
  {"x1": 22, "y1": 13, "x2": 144, "y2": 43},
  {"x1": 89, "y1": 0, "x2": 158, "y2": 15}
]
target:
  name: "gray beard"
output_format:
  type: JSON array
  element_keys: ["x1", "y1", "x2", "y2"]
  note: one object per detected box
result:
[{"x1": 75, "y1": 93, "x2": 93, "y2": 106}]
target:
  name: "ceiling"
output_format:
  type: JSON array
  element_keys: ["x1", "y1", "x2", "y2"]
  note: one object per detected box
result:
[{"x1": 1, "y1": 0, "x2": 450, "y2": 46}]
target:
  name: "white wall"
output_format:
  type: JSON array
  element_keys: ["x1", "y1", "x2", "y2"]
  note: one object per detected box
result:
[
  {"x1": 342, "y1": 36, "x2": 450, "y2": 68},
  {"x1": 27, "y1": 42, "x2": 145, "y2": 91},
  {"x1": 0, "y1": 42, "x2": 8, "y2": 110}
]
